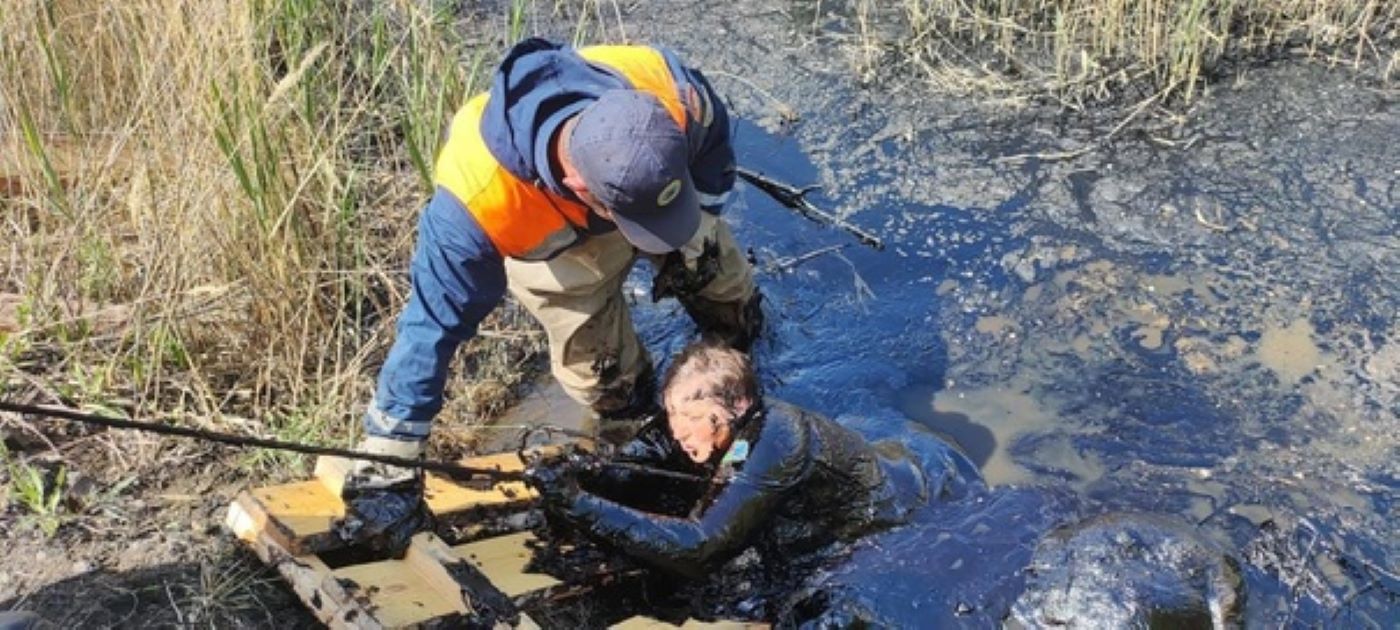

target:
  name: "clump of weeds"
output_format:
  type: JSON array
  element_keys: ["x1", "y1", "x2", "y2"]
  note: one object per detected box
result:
[
  {"x1": 1, "y1": 442, "x2": 69, "y2": 537},
  {"x1": 0, "y1": 0, "x2": 562, "y2": 480}
]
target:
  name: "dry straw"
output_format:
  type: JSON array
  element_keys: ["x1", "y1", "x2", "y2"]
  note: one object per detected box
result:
[
  {"x1": 3, "y1": 0, "x2": 1392, "y2": 467},
  {"x1": 0, "y1": 0, "x2": 554, "y2": 464},
  {"x1": 859, "y1": 0, "x2": 1398, "y2": 106}
]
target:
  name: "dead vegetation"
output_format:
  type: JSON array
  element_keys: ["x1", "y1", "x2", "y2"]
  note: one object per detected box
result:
[
  {"x1": 0, "y1": 0, "x2": 556, "y2": 482},
  {"x1": 0, "y1": 0, "x2": 623, "y2": 621},
  {"x1": 836, "y1": 0, "x2": 1399, "y2": 108}
]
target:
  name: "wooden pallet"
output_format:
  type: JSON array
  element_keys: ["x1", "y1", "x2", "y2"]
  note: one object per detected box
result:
[
  {"x1": 226, "y1": 452, "x2": 559, "y2": 628},
  {"x1": 227, "y1": 451, "x2": 770, "y2": 629}
]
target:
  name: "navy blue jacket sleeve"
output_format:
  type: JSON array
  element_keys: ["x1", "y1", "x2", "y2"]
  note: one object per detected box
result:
[
  {"x1": 662, "y1": 49, "x2": 736, "y2": 214},
  {"x1": 366, "y1": 188, "x2": 506, "y2": 440}
]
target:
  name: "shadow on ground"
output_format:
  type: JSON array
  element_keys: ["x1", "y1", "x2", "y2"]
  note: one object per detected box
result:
[{"x1": 0, "y1": 543, "x2": 311, "y2": 629}]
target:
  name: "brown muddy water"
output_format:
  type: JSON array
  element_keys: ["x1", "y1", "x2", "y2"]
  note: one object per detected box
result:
[{"x1": 468, "y1": 1, "x2": 1400, "y2": 626}]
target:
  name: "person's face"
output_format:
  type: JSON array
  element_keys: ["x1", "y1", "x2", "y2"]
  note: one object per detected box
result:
[
  {"x1": 665, "y1": 373, "x2": 739, "y2": 464},
  {"x1": 578, "y1": 191, "x2": 612, "y2": 220},
  {"x1": 557, "y1": 116, "x2": 614, "y2": 221}
]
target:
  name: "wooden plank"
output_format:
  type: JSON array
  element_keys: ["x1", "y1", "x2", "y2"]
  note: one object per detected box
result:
[
  {"x1": 282, "y1": 552, "x2": 381, "y2": 630},
  {"x1": 240, "y1": 480, "x2": 346, "y2": 555},
  {"x1": 422, "y1": 450, "x2": 557, "y2": 515},
  {"x1": 461, "y1": 451, "x2": 532, "y2": 473},
  {"x1": 316, "y1": 452, "x2": 532, "y2": 489},
  {"x1": 409, "y1": 533, "x2": 520, "y2": 623},
  {"x1": 225, "y1": 491, "x2": 273, "y2": 554},
  {"x1": 225, "y1": 494, "x2": 384, "y2": 629},
  {"x1": 452, "y1": 532, "x2": 561, "y2": 597},
  {"x1": 230, "y1": 454, "x2": 541, "y2": 554},
  {"x1": 316, "y1": 453, "x2": 538, "y2": 513},
  {"x1": 327, "y1": 532, "x2": 523, "y2": 628},
  {"x1": 333, "y1": 558, "x2": 465, "y2": 627},
  {"x1": 423, "y1": 474, "x2": 535, "y2": 513},
  {"x1": 231, "y1": 451, "x2": 577, "y2": 627},
  {"x1": 252, "y1": 480, "x2": 346, "y2": 535}
]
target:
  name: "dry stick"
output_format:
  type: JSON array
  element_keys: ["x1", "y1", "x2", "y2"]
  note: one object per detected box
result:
[
  {"x1": 605, "y1": 0, "x2": 627, "y2": 41},
  {"x1": 1193, "y1": 205, "x2": 1232, "y2": 232},
  {"x1": 993, "y1": 80, "x2": 1172, "y2": 164},
  {"x1": 475, "y1": 328, "x2": 545, "y2": 341},
  {"x1": 991, "y1": 144, "x2": 1095, "y2": 164},
  {"x1": 836, "y1": 250, "x2": 877, "y2": 305},
  {"x1": 765, "y1": 244, "x2": 851, "y2": 273}
]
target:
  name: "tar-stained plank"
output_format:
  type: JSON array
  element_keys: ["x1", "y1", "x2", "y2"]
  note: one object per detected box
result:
[{"x1": 453, "y1": 532, "x2": 562, "y2": 597}]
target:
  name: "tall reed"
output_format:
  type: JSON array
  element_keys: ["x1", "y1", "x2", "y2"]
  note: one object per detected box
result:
[
  {"x1": 0, "y1": 1, "x2": 545, "y2": 458},
  {"x1": 880, "y1": 0, "x2": 1398, "y2": 104}
]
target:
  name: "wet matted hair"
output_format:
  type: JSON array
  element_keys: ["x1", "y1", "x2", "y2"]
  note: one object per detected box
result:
[{"x1": 661, "y1": 337, "x2": 759, "y2": 415}]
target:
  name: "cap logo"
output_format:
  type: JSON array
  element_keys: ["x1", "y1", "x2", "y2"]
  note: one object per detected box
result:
[{"x1": 657, "y1": 179, "x2": 683, "y2": 206}]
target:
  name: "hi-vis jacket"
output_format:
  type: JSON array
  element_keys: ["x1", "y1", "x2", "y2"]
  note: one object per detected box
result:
[{"x1": 368, "y1": 39, "x2": 736, "y2": 438}]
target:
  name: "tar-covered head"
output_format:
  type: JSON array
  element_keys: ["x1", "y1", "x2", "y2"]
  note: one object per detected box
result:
[{"x1": 661, "y1": 338, "x2": 759, "y2": 464}]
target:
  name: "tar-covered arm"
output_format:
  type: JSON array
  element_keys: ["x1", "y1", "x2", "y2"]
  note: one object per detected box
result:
[{"x1": 555, "y1": 412, "x2": 811, "y2": 578}]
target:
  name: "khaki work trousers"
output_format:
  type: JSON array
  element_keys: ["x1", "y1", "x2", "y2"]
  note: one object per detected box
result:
[{"x1": 504, "y1": 221, "x2": 754, "y2": 416}]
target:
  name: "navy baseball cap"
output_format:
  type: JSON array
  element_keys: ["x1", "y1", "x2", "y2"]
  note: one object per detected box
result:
[{"x1": 569, "y1": 90, "x2": 700, "y2": 254}]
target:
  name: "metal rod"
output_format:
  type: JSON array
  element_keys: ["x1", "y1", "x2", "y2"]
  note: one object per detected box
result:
[
  {"x1": 0, "y1": 400, "x2": 712, "y2": 485},
  {"x1": 0, "y1": 400, "x2": 524, "y2": 480},
  {"x1": 737, "y1": 167, "x2": 886, "y2": 250}
]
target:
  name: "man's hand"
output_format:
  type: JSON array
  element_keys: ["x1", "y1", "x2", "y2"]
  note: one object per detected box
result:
[
  {"x1": 331, "y1": 436, "x2": 431, "y2": 557},
  {"x1": 652, "y1": 213, "x2": 722, "y2": 302}
]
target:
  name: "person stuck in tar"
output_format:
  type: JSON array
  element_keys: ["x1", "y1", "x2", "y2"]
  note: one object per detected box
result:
[
  {"x1": 331, "y1": 39, "x2": 764, "y2": 552},
  {"x1": 523, "y1": 339, "x2": 974, "y2": 578}
]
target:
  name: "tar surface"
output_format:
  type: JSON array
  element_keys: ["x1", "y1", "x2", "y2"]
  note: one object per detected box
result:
[{"x1": 479, "y1": 2, "x2": 1398, "y2": 626}]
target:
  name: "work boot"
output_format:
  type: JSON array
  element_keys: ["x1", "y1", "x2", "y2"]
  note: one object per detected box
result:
[
  {"x1": 331, "y1": 436, "x2": 431, "y2": 558},
  {"x1": 587, "y1": 364, "x2": 660, "y2": 446},
  {"x1": 678, "y1": 290, "x2": 764, "y2": 351}
]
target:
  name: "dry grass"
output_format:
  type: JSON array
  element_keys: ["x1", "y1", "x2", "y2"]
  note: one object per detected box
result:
[
  {"x1": 843, "y1": 0, "x2": 1399, "y2": 107},
  {"x1": 0, "y1": 0, "x2": 600, "y2": 469}
]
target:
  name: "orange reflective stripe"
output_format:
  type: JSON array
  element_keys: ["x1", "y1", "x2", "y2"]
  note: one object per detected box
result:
[
  {"x1": 578, "y1": 45, "x2": 686, "y2": 128},
  {"x1": 432, "y1": 45, "x2": 687, "y2": 259},
  {"x1": 434, "y1": 94, "x2": 589, "y2": 259}
]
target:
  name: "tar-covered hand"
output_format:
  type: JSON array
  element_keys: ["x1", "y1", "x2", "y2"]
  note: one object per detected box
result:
[
  {"x1": 651, "y1": 239, "x2": 720, "y2": 302},
  {"x1": 523, "y1": 457, "x2": 588, "y2": 510},
  {"x1": 651, "y1": 213, "x2": 722, "y2": 302}
]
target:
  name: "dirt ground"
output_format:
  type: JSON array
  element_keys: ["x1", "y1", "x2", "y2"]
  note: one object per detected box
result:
[{"x1": 0, "y1": 402, "x2": 328, "y2": 628}]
